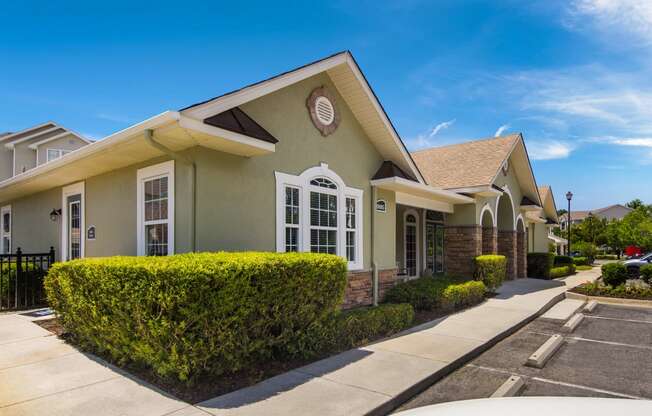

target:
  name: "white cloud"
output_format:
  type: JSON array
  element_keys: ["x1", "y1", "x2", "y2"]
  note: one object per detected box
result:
[
  {"x1": 494, "y1": 124, "x2": 510, "y2": 137},
  {"x1": 527, "y1": 140, "x2": 575, "y2": 160},
  {"x1": 430, "y1": 119, "x2": 456, "y2": 137},
  {"x1": 407, "y1": 118, "x2": 455, "y2": 149},
  {"x1": 570, "y1": 0, "x2": 652, "y2": 44}
]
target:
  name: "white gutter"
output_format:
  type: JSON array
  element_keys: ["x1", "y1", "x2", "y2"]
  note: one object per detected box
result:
[{"x1": 370, "y1": 176, "x2": 474, "y2": 204}]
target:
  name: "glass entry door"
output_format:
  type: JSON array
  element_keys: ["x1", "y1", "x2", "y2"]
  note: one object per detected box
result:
[
  {"x1": 67, "y1": 195, "x2": 82, "y2": 260},
  {"x1": 425, "y1": 222, "x2": 444, "y2": 274}
]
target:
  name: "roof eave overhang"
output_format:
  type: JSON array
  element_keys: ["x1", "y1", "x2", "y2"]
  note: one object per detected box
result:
[
  {"x1": 447, "y1": 185, "x2": 502, "y2": 197},
  {"x1": 371, "y1": 177, "x2": 475, "y2": 204},
  {"x1": 520, "y1": 204, "x2": 542, "y2": 212}
]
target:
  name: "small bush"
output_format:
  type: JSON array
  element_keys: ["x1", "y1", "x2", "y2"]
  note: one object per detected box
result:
[
  {"x1": 554, "y1": 255, "x2": 573, "y2": 266},
  {"x1": 601, "y1": 262, "x2": 628, "y2": 287},
  {"x1": 640, "y1": 264, "x2": 652, "y2": 284},
  {"x1": 550, "y1": 264, "x2": 576, "y2": 278},
  {"x1": 384, "y1": 276, "x2": 486, "y2": 311},
  {"x1": 576, "y1": 265, "x2": 593, "y2": 271},
  {"x1": 303, "y1": 303, "x2": 414, "y2": 355},
  {"x1": 473, "y1": 255, "x2": 506, "y2": 291},
  {"x1": 596, "y1": 254, "x2": 618, "y2": 260},
  {"x1": 527, "y1": 252, "x2": 555, "y2": 279},
  {"x1": 572, "y1": 256, "x2": 590, "y2": 266},
  {"x1": 45, "y1": 252, "x2": 348, "y2": 382},
  {"x1": 573, "y1": 282, "x2": 652, "y2": 300}
]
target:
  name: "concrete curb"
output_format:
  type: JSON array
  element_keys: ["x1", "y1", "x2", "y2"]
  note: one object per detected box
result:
[
  {"x1": 566, "y1": 292, "x2": 652, "y2": 309},
  {"x1": 526, "y1": 334, "x2": 563, "y2": 368},
  {"x1": 562, "y1": 313, "x2": 584, "y2": 333},
  {"x1": 490, "y1": 375, "x2": 524, "y2": 398},
  {"x1": 584, "y1": 300, "x2": 598, "y2": 313},
  {"x1": 371, "y1": 291, "x2": 566, "y2": 415}
]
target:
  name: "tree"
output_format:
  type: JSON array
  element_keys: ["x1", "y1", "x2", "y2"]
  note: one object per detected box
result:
[
  {"x1": 578, "y1": 214, "x2": 607, "y2": 245},
  {"x1": 604, "y1": 219, "x2": 624, "y2": 257},
  {"x1": 626, "y1": 199, "x2": 644, "y2": 210},
  {"x1": 557, "y1": 209, "x2": 568, "y2": 216},
  {"x1": 619, "y1": 208, "x2": 652, "y2": 250}
]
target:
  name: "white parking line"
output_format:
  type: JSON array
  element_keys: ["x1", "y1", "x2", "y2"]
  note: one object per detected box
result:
[
  {"x1": 528, "y1": 330, "x2": 652, "y2": 350},
  {"x1": 585, "y1": 315, "x2": 652, "y2": 325},
  {"x1": 467, "y1": 364, "x2": 645, "y2": 400}
]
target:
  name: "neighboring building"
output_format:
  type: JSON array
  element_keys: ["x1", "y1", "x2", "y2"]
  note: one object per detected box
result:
[
  {"x1": 0, "y1": 51, "x2": 559, "y2": 308},
  {"x1": 538, "y1": 186, "x2": 567, "y2": 255},
  {"x1": 559, "y1": 204, "x2": 633, "y2": 230}
]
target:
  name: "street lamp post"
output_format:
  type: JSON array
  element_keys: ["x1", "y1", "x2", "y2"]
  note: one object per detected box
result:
[{"x1": 566, "y1": 191, "x2": 573, "y2": 256}]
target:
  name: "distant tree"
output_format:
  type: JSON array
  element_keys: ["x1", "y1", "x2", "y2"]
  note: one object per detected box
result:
[
  {"x1": 557, "y1": 209, "x2": 568, "y2": 216},
  {"x1": 626, "y1": 199, "x2": 644, "y2": 210},
  {"x1": 605, "y1": 219, "x2": 624, "y2": 257},
  {"x1": 619, "y1": 209, "x2": 652, "y2": 250}
]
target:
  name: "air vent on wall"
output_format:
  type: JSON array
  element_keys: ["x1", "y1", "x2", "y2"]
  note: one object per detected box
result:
[{"x1": 307, "y1": 86, "x2": 340, "y2": 136}]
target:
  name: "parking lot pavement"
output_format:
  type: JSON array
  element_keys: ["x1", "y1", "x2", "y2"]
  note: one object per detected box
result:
[{"x1": 396, "y1": 303, "x2": 652, "y2": 412}]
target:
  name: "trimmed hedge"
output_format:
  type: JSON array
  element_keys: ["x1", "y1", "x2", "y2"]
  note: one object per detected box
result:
[
  {"x1": 527, "y1": 252, "x2": 555, "y2": 279},
  {"x1": 573, "y1": 282, "x2": 652, "y2": 300},
  {"x1": 554, "y1": 255, "x2": 573, "y2": 266},
  {"x1": 639, "y1": 264, "x2": 652, "y2": 284},
  {"x1": 384, "y1": 275, "x2": 485, "y2": 311},
  {"x1": 596, "y1": 254, "x2": 618, "y2": 260},
  {"x1": 473, "y1": 255, "x2": 506, "y2": 291},
  {"x1": 45, "y1": 252, "x2": 348, "y2": 382},
  {"x1": 550, "y1": 264, "x2": 576, "y2": 279},
  {"x1": 601, "y1": 262, "x2": 628, "y2": 286},
  {"x1": 572, "y1": 256, "x2": 590, "y2": 266},
  {"x1": 302, "y1": 303, "x2": 414, "y2": 355}
]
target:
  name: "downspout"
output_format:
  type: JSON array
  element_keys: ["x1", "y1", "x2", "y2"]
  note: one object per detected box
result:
[
  {"x1": 144, "y1": 129, "x2": 196, "y2": 252},
  {"x1": 371, "y1": 185, "x2": 379, "y2": 306}
]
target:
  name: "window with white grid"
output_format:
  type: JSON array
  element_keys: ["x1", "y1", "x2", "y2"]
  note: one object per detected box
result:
[
  {"x1": 285, "y1": 186, "x2": 300, "y2": 252},
  {"x1": 137, "y1": 161, "x2": 174, "y2": 256}
]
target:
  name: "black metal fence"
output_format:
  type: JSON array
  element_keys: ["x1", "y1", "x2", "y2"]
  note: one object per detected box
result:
[{"x1": 0, "y1": 247, "x2": 55, "y2": 310}]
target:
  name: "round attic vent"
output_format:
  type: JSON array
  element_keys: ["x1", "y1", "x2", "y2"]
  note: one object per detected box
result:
[{"x1": 307, "y1": 87, "x2": 340, "y2": 136}]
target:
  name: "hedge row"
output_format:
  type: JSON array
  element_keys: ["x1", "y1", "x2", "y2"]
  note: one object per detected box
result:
[
  {"x1": 384, "y1": 275, "x2": 486, "y2": 311},
  {"x1": 550, "y1": 264, "x2": 576, "y2": 279},
  {"x1": 554, "y1": 255, "x2": 573, "y2": 266},
  {"x1": 527, "y1": 252, "x2": 555, "y2": 279},
  {"x1": 572, "y1": 257, "x2": 590, "y2": 266},
  {"x1": 573, "y1": 282, "x2": 652, "y2": 300},
  {"x1": 595, "y1": 254, "x2": 619, "y2": 260},
  {"x1": 473, "y1": 255, "x2": 506, "y2": 291},
  {"x1": 45, "y1": 252, "x2": 349, "y2": 381}
]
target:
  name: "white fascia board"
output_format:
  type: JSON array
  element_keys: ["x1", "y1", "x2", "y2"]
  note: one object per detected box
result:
[
  {"x1": 4, "y1": 126, "x2": 62, "y2": 148},
  {"x1": 370, "y1": 176, "x2": 474, "y2": 204},
  {"x1": 178, "y1": 115, "x2": 276, "y2": 153},
  {"x1": 0, "y1": 111, "x2": 180, "y2": 190}
]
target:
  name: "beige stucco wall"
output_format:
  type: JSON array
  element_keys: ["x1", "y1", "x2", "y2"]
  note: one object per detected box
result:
[
  {"x1": 36, "y1": 134, "x2": 88, "y2": 166},
  {"x1": 11, "y1": 188, "x2": 61, "y2": 255},
  {"x1": 13, "y1": 143, "x2": 36, "y2": 175},
  {"x1": 0, "y1": 147, "x2": 13, "y2": 181},
  {"x1": 531, "y1": 222, "x2": 550, "y2": 252},
  {"x1": 373, "y1": 188, "x2": 396, "y2": 270}
]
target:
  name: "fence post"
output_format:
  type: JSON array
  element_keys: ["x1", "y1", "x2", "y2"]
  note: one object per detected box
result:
[
  {"x1": 49, "y1": 246, "x2": 55, "y2": 265},
  {"x1": 15, "y1": 247, "x2": 22, "y2": 308}
]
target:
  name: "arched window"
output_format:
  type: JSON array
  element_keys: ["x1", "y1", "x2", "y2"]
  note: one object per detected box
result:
[{"x1": 276, "y1": 163, "x2": 364, "y2": 270}]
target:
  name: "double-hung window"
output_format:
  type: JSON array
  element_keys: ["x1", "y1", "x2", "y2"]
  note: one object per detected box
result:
[
  {"x1": 46, "y1": 149, "x2": 71, "y2": 162},
  {"x1": 137, "y1": 161, "x2": 174, "y2": 256},
  {"x1": 276, "y1": 163, "x2": 363, "y2": 270}
]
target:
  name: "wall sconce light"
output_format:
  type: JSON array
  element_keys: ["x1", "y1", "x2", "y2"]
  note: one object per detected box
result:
[{"x1": 49, "y1": 208, "x2": 62, "y2": 222}]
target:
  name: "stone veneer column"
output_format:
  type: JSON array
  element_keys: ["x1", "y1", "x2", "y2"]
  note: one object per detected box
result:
[
  {"x1": 498, "y1": 230, "x2": 517, "y2": 280},
  {"x1": 444, "y1": 225, "x2": 482, "y2": 277},
  {"x1": 482, "y1": 227, "x2": 498, "y2": 255},
  {"x1": 343, "y1": 268, "x2": 399, "y2": 309},
  {"x1": 517, "y1": 230, "x2": 527, "y2": 278}
]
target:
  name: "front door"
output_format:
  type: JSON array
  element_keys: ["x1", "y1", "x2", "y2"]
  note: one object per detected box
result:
[
  {"x1": 425, "y1": 222, "x2": 444, "y2": 274},
  {"x1": 67, "y1": 195, "x2": 81, "y2": 260}
]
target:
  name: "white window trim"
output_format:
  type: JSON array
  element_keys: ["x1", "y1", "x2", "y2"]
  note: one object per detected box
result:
[
  {"x1": 137, "y1": 160, "x2": 175, "y2": 256},
  {"x1": 275, "y1": 163, "x2": 364, "y2": 270},
  {"x1": 1, "y1": 205, "x2": 11, "y2": 254},
  {"x1": 61, "y1": 182, "x2": 85, "y2": 261},
  {"x1": 403, "y1": 208, "x2": 419, "y2": 278},
  {"x1": 46, "y1": 148, "x2": 71, "y2": 163}
]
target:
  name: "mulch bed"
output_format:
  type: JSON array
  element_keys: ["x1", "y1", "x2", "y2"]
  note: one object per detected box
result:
[{"x1": 35, "y1": 296, "x2": 490, "y2": 404}]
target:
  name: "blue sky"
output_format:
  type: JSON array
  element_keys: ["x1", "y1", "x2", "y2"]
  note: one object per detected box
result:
[{"x1": 1, "y1": 0, "x2": 651, "y2": 210}]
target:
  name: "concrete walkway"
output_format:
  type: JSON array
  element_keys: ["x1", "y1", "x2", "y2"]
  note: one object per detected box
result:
[
  {"x1": 0, "y1": 312, "x2": 202, "y2": 416},
  {"x1": 197, "y1": 268, "x2": 600, "y2": 416},
  {"x1": 0, "y1": 267, "x2": 599, "y2": 416}
]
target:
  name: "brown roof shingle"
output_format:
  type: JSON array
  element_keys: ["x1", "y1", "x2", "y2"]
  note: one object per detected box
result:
[{"x1": 411, "y1": 134, "x2": 520, "y2": 189}]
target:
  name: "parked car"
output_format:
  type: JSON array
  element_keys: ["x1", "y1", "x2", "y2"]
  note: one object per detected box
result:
[{"x1": 622, "y1": 252, "x2": 652, "y2": 277}]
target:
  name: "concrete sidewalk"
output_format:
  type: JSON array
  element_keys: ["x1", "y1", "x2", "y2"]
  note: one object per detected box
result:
[
  {"x1": 0, "y1": 311, "x2": 203, "y2": 416},
  {"x1": 197, "y1": 269, "x2": 600, "y2": 416}
]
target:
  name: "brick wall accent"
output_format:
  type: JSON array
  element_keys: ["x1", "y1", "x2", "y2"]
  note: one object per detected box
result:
[
  {"x1": 444, "y1": 225, "x2": 482, "y2": 277},
  {"x1": 342, "y1": 268, "x2": 399, "y2": 309},
  {"x1": 498, "y1": 230, "x2": 517, "y2": 280},
  {"x1": 517, "y1": 230, "x2": 527, "y2": 278},
  {"x1": 482, "y1": 227, "x2": 498, "y2": 255}
]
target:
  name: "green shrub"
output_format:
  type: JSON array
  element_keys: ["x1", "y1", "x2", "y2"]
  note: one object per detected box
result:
[
  {"x1": 572, "y1": 256, "x2": 590, "y2": 266},
  {"x1": 527, "y1": 252, "x2": 555, "y2": 279},
  {"x1": 302, "y1": 303, "x2": 414, "y2": 355},
  {"x1": 554, "y1": 255, "x2": 573, "y2": 266},
  {"x1": 576, "y1": 265, "x2": 593, "y2": 271},
  {"x1": 601, "y1": 262, "x2": 628, "y2": 286},
  {"x1": 550, "y1": 264, "x2": 576, "y2": 278},
  {"x1": 473, "y1": 255, "x2": 506, "y2": 291},
  {"x1": 640, "y1": 264, "x2": 652, "y2": 284},
  {"x1": 384, "y1": 275, "x2": 486, "y2": 311},
  {"x1": 573, "y1": 282, "x2": 652, "y2": 300},
  {"x1": 596, "y1": 254, "x2": 618, "y2": 260},
  {"x1": 574, "y1": 242, "x2": 598, "y2": 263},
  {"x1": 45, "y1": 252, "x2": 347, "y2": 382}
]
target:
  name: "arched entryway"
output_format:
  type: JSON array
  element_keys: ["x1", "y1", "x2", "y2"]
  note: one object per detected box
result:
[
  {"x1": 516, "y1": 216, "x2": 526, "y2": 278},
  {"x1": 496, "y1": 188, "x2": 517, "y2": 279},
  {"x1": 481, "y1": 205, "x2": 497, "y2": 254}
]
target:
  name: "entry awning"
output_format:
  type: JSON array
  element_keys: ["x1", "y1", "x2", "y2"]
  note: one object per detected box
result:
[
  {"x1": 370, "y1": 176, "x2": 474, "y2": 213},
  {"x1": 549, "y1": 235, "x2": 568, "y2": 245},
  {"x1": 0, "y1": 111, "x2": 275, "y2": 203}
]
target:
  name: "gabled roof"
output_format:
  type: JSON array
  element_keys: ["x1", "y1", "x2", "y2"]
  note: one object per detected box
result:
[
  {"x1": 371, "y1": 160, "x2": 417, "y2": 181},
  {"x1": 559, "y1": 204, "x2": 633, "y2": 222},
  {"x1": 538, "y1": 185, "x2": 559, "y2": 222},
  {"x1": 180, "y1": 51, "x2": 425, "y2": 183},
  {"x1": 411, "y1": 134, "x2": 520, "y2": 189},
  {"x1": 1, "y1": 121, "x2": 91, "y2": 149},
  {"x1": 204, "y1": 107, "x2": 278, "y2": 144}
]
